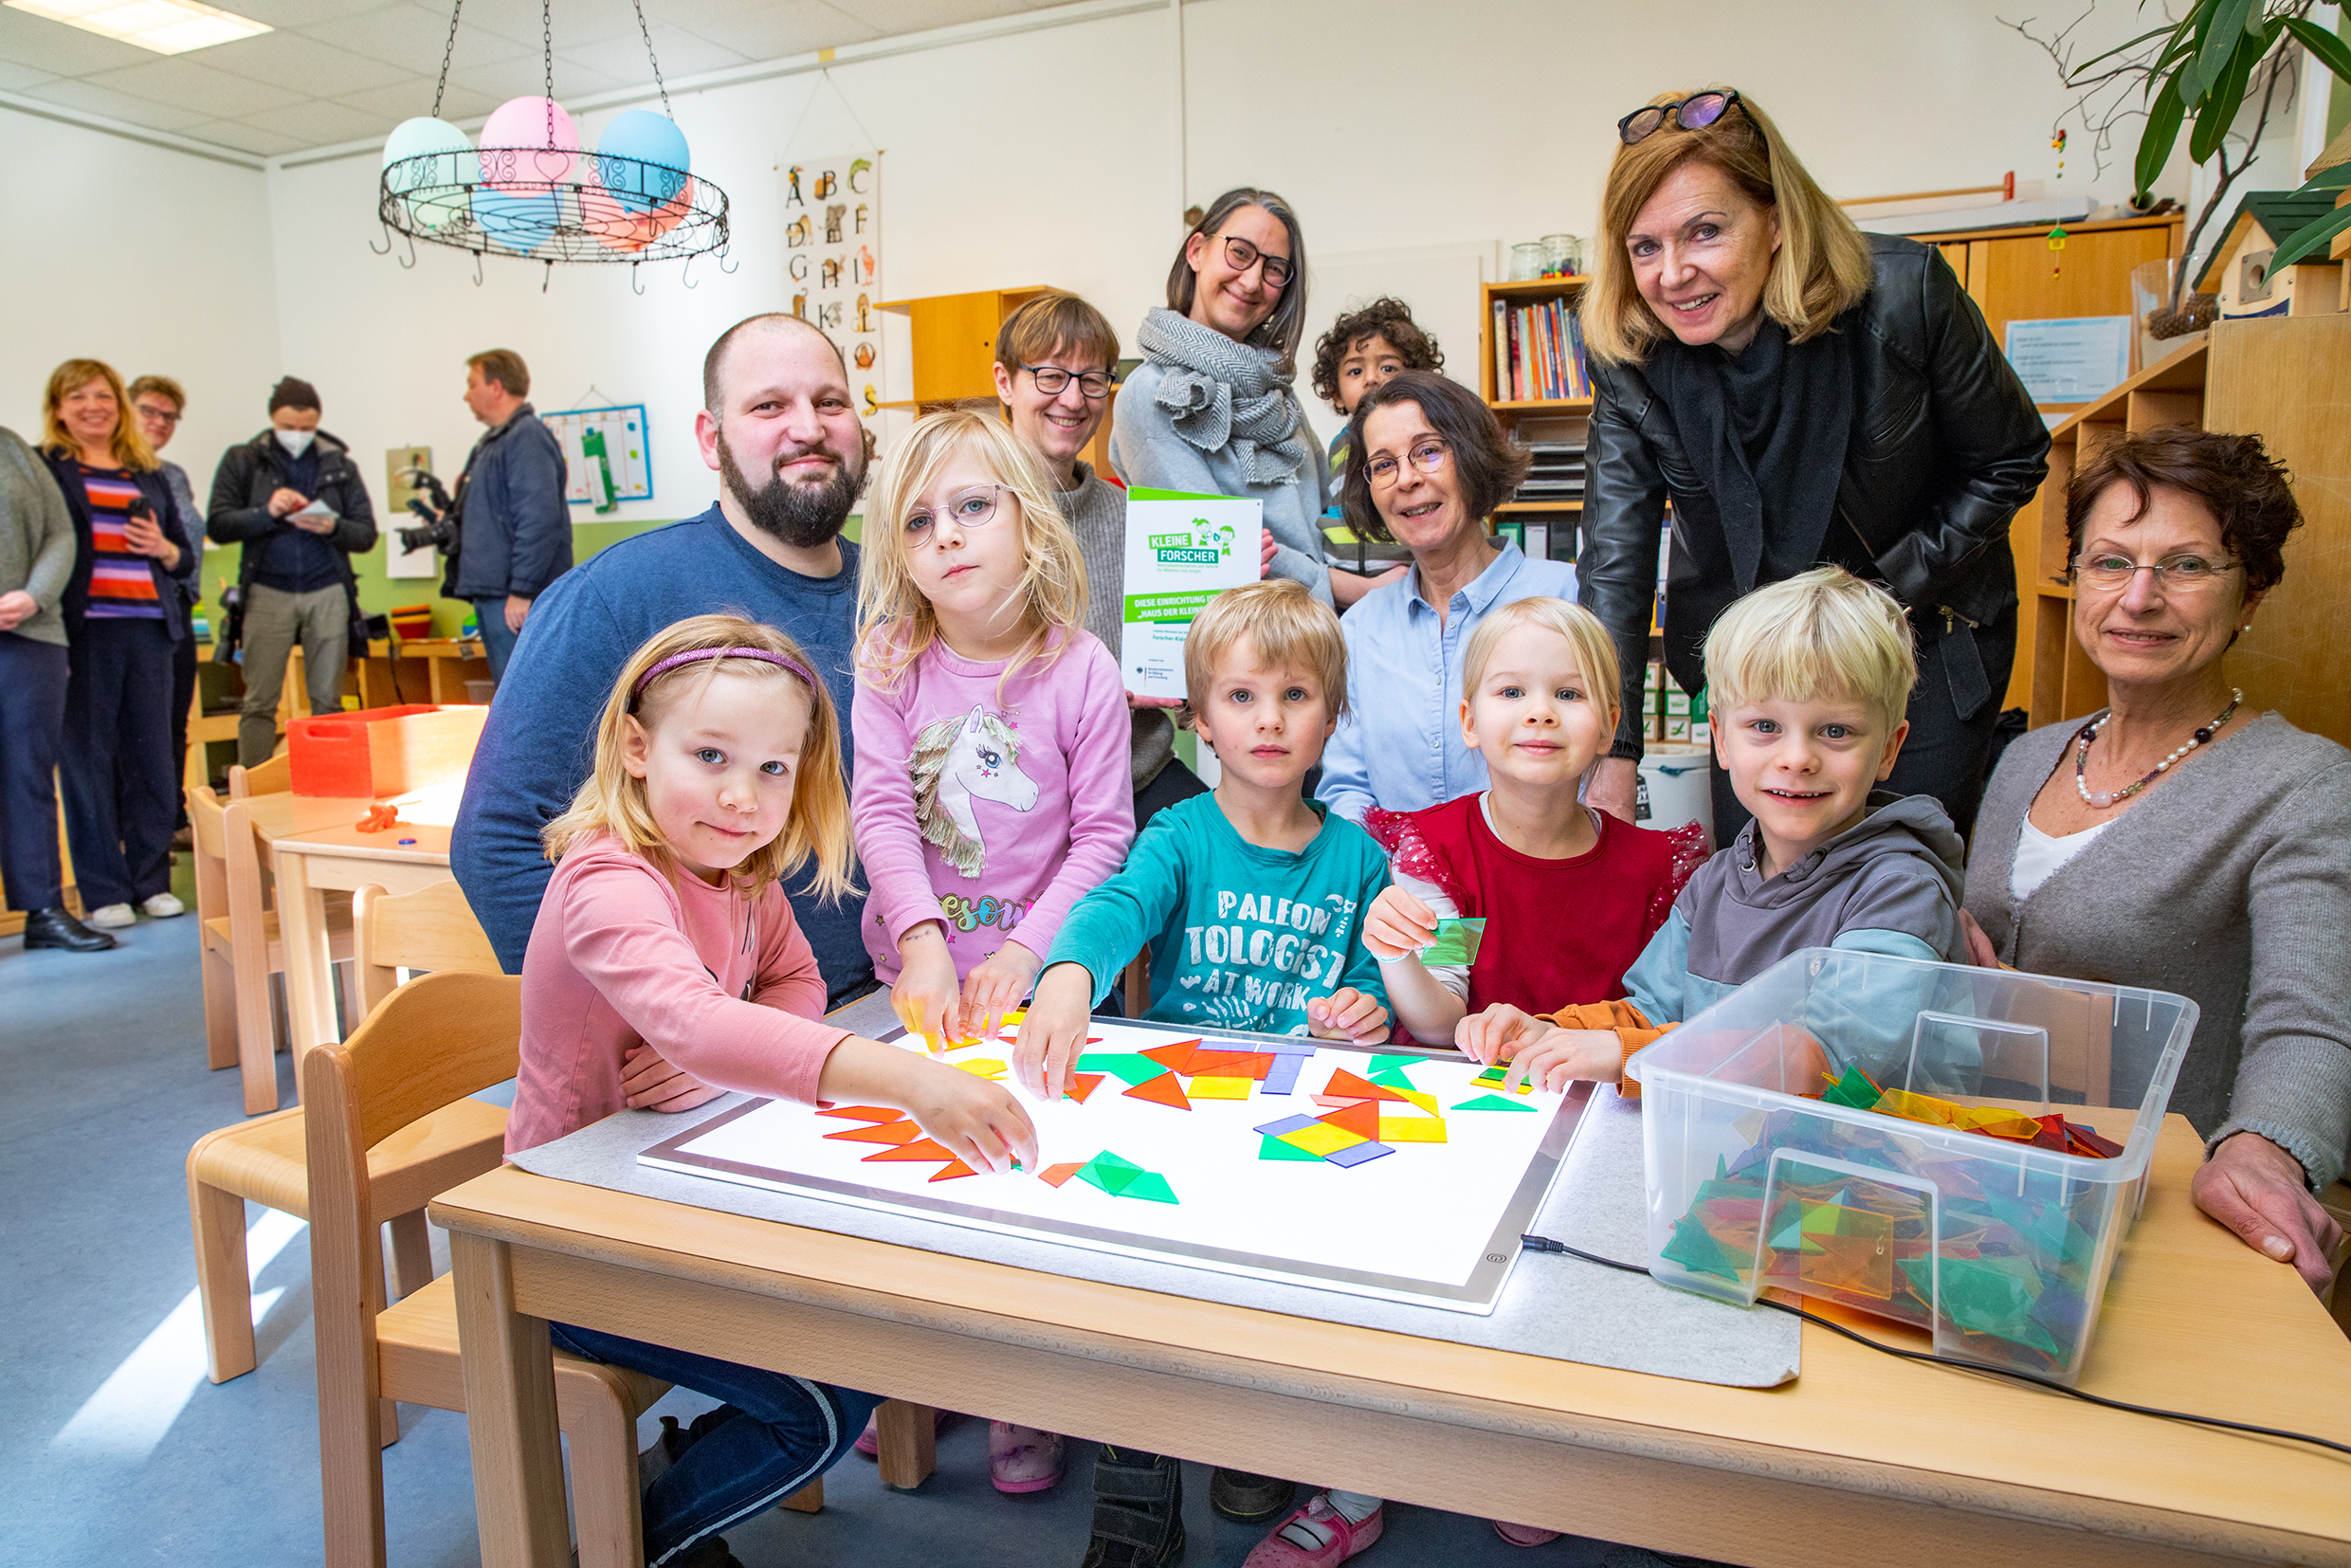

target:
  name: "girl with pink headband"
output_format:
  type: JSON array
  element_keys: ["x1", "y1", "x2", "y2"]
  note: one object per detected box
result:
[{"x1": 505, "y1": 611, "x2": 1038, "y2": 1568}]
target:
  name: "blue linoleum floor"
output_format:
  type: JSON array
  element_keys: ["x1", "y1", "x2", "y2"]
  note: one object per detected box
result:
[{"x1": 3, "y1": 910, "x2": 1683, "y2": 1567}]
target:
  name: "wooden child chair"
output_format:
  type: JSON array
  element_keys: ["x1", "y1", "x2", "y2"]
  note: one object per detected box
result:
[
  {"x1": 226, "y1": 751, "x2": 291, "y2": 799},
  {"x1": 352, "y1": 879, "x2": 501, "y2": 1014},
  {"x1": 186, "y1": 784, "x2": 358, "y2": 1115}
]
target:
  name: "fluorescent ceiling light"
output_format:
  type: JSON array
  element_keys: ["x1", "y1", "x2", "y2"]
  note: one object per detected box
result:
[{"x1": 5, "y1": 0, "x2": 270, "y2": 55}]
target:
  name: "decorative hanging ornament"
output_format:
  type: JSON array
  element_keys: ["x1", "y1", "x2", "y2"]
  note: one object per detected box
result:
[
  {"x1": 375, "y1": 0, "x2": 729, "y2": 274},
  {"x1": 2048, "y1": 130, "x2": 2069, "y2": 278}
]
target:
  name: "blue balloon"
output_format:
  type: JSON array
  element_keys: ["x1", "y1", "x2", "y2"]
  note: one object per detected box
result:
[
  {"x1": 594, "y1": 109, "x2": 690, "y2": 214},
  {"x1": 473, "y1": 188, "x2": 563, "y2": 254}
]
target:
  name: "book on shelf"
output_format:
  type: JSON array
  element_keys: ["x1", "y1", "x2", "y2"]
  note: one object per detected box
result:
[{"x1": 1490, "y1": 296, "x2": 1592, "y2": 401}]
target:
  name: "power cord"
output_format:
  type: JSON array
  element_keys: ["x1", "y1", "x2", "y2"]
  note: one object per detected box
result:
[{"x1": 1519, "y1": 1233, "x2": 2351, "y2": 1458}]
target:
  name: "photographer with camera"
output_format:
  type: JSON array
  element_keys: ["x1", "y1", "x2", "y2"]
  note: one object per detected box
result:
[
  {"x1": 36, "y1": 358, "x2": 198, "y2": 935},
  {"x1": 413, "y1": 349, "x2": 567, "y2": 682},
  {"x1": 207, "y1": 377, "x2": 378, "y2": 769}
]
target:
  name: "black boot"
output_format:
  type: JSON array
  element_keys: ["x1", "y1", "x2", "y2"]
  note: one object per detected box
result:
[
  {"x1": 1209, "y1": 1467, "x2": 1295, "y2": 1523},
  {"x1": 22, "y1": 906, "x2": 116, "y2": 953},
  {"x1": 1084, "y1": 1446, "x2": 1185, "y2": 1568}
]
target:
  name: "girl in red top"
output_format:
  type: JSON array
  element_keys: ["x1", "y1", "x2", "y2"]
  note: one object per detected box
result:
[{"x1": 1362, "y1": 596, "x2": 1704, "y2": 1048}]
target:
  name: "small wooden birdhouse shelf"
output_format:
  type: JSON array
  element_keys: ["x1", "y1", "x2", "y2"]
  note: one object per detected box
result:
[{"x1": 2194, "y1": 190, "x2": 2343, "y2": 320}]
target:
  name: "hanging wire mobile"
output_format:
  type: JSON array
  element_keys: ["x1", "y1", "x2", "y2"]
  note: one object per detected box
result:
[{"x1": 374, "y1": 0, "x2": 731, "y2": 285}]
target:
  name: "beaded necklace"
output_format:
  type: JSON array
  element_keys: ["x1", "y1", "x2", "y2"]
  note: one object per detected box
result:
[{"x1": 2073, "y1": 688, "x2": 2241, "y2": 809}]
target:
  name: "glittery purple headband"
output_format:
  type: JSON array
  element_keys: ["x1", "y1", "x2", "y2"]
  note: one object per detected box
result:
[{"x1": 631, "y1": 647, "x2": 818, "y2": 704}]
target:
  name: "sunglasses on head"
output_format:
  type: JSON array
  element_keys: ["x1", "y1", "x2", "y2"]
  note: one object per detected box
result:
[{"x1": 1617, "y1": 89, "x2": 1742, "y2": 146}]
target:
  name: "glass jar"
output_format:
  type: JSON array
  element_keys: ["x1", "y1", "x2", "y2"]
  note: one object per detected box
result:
[
  {"x1": 1508, "y1": 242, "x2": 1550, "y2": 282},
  {"x1": 1541, "y1": 233, "x2": 1585, "y2": 276}
]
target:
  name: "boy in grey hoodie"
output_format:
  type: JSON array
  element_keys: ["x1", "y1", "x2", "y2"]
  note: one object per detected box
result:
[{"x1": 1464, "y1": 567, "x2": 1967, "y2": 1088}]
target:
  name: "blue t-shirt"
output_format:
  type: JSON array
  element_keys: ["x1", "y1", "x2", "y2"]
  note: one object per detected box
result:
[
  {"x1": 1044, "y1": 793, "x2": 1390, "y2": 1036},
  {"x1": 451, "y1": 506, "x2": 874, "y2": 1006}
]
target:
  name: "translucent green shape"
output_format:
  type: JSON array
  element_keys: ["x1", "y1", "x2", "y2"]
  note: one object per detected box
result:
[
  {"x1": 1419, "y1": 917, "x2": 1486, "y2": 967},
  {"x1": 1819, "y1": 1064, "x2": 1882, "y2": 1109},
  {"x1": 1662, "y1": 1212, "x2": 1747, "y2": 1284},
  {"x1": 1120, "y1": 1171, "x2": 1179, "y2": 1204},
  {"x1": 1260, "y1": 1135, "x2": 1323, "y2": 1161},
  {"x1": 1075, "y1": 1054, "x2": 1172, "y2": 1085},
  {"x1": 1450, "y1": 1093, "x2": 1538, "y2": 1112}
]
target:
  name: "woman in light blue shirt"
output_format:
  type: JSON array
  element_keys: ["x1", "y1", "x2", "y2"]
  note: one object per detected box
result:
[{"x1": 1317, "y1": 372, "x2": 1576, "y2": 822}]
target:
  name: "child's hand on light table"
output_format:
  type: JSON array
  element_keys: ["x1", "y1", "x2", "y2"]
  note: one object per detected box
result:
[
  {"x1": 902, "y1": 1058, "x2": 1039, "y2": 1174},
  {"x1": 891, "y1": 922, "x2": 962, "y2": 1051},
  {"x1": 960, "y1": 939, "x2": 1041, "y2": 1044},
  {"x1": 1362, "y1": 885, "x2": 1440, "y2": 962},
  {"x1": 1454, "y1": 1003, "x2": 1553, "y2": 1067},
  {"x1": 619, "y1": 1043, "x2": 726, "y2": 1113},
  {"x1": 1306, "y1": 987, "x2": 1389, "y2": 1044},
  {"x1": 1011, "y1": 963, "x2": 1095, "y2": 1101},
  {"x1": 1500, "y1": 1029, "x2": 1623, "y2": 1094}
]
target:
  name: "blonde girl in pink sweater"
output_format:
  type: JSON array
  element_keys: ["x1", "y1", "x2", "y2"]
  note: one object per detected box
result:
[{"x1": 510, "y1": 612, "x2": 1036, "y2": 1568}]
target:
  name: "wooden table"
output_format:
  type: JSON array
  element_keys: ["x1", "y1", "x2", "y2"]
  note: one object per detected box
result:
[
  {"x1": 246, "y1": 793, "x2": 455, "y2": 1072},
  {"x1": 433, "y1": 1115, "x2": 2351, "y2": 1567}
]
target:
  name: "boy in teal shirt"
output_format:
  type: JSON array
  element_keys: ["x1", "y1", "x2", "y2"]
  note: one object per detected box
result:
[{"x1": 1013, "y1": 578, "x2": 1392, "y2": 1103}]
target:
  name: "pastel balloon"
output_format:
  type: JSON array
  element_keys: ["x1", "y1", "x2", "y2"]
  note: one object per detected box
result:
[
  {"x1": 595, "y1": 109, "x2": 689, "y2": 209},
  {"x1": 473, "y1": 187, "x2": 564, "y2": 254},
  {"x1": 381, "y1": 116, "x2": 473, "y2": 230},
  {"x1": 583, "y1": 176, "x2": 692, "y2": 254},
  {"x1": 479, "y1": 95, "x2": 577, "y2": 190}
]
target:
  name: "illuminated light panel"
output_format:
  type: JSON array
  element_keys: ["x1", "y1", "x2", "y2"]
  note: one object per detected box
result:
[{"x1": 6, "y1": 0, "x2": 269, "y2": 56}]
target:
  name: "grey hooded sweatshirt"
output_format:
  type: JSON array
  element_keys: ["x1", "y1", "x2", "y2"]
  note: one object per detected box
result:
[{"x1": 1621, "y1": 791, "x2": 1967, "y2": 1030}]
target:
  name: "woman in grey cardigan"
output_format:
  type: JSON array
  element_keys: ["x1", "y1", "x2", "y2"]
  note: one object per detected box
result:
[
  {"x1": 1965, "y1": 428, "x2": 2348, "y2": 1293},
  {"x1": 1113, "y1": 187, "x2": 1358, "y2": 610}
]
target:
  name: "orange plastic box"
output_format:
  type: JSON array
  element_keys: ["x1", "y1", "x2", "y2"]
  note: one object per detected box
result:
[{"x1": 288, "y1": 702, "x2": 486, "y2": 798}]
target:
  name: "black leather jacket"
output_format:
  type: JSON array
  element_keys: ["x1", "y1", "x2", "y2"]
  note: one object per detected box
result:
[{"x1": 1577, "y1": 235, "x2": 2050, "y2": 758}]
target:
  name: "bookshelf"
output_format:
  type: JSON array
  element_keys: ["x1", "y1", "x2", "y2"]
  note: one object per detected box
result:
[{"x1": 1480, "y1": 278, "x2": 1592, "y2": 561}]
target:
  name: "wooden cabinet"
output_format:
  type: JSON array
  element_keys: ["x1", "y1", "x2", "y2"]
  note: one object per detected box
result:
[
  {"x1": 876, "y1": 285, "x2": 1118, "y2": 478},
  {"x1": 2007, "y1": 314, "x2": 2351, "y2": 751}
]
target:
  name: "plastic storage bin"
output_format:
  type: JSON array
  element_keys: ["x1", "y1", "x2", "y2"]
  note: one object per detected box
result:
[{"x1": 1624, "y1": 949, "x2": 2195, "y2": 1384}]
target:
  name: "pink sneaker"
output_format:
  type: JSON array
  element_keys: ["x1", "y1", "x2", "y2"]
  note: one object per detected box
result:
[
  {"x1": 1242, "y1": 1492, "x2": 1385, "y2": 1567},
  {"x1": 851, "y1": 1405, "x2": 949, "y2": 1458},
  {"x1": 1492, "y1": 1520, "x2": 1561, "y2": 1546},
  {"x1": 988, "y1": 1421, "x2": 1066, "y2": 1493}
]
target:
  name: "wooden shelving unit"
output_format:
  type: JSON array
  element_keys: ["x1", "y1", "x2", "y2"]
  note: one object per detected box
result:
[
  {"x1": 2010, "y1": 313, "x2": 2351, "y2": 751},
  {"x1": 875, "y1": 284, "x2": 1116, "y2": 476},
  {"x1": 1479, "y1": 277, "x2": 1590, "y2": 548}
]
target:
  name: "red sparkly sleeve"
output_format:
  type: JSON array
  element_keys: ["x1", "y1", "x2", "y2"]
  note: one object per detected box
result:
[
  {"x1": 1644, "y1": 822, "x2": 1711, "y2": 937},
  {"x1": 1364, "y1": 806, "x2": 1467, "y2": 909}
]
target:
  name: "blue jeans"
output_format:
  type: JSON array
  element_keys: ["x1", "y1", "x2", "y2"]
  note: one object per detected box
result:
[
  {"x1": 473, "y1": 596, "x2": 519, "y2": 682},
  {"x1": 548, "y1": 1321, "x2": 880, "y2": 1566}
]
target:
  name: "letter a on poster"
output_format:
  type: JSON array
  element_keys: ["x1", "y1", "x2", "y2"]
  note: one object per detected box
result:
[{"x1": 1121, "y1": 489, "x2": 1263, "y2": 700}]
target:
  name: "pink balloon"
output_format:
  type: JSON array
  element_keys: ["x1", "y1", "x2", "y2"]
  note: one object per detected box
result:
[{"x1": 479, "y1": 96, "x2": 577, "y2": 190}]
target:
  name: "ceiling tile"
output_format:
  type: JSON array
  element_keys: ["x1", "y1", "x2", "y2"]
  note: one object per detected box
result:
[
  {"x1": 456, "y1": 0, "x2": 646, "y2": 48},
  {"x1": 685, "y1": 1, "x2": 875, "y2": 62},
  {"x1": 237, "y1": 97, "x2": 396, "y2": 143},
  {"x1": 0, "y1": 6, "x2": 155, "y2": 75},
  {"x1": 193, "y1": 30, "x2": 414, "y2": 94},
  {"x1": 226, "y1": 0, "x2": 391, "y2": 23},
  {"x1": 183, "y1": 117, "x2": 305, "y2": 155},
  {"x1": 312, "y1": 5, "x2": 528, "y2": 71},
  {"x1": 80, "y1": 58, "x2": 307, "y2": 118},
  {"x1": 445, "y1": 52, "x2": 624, "y2": 104},
  {"x1": 0, "y1": 59, "x2": 56, "y2": 91},
  {"x1": 558, "y1": 23, "x2": 746, "y2": 83},
  {"x1": 337, "y1": 76, "x2": 492, "y2": 123},
  {"x1": 19, "y1": 77, "x2": 211, "y2": 130},
  {"x1": 827, "y1": 0, "x2": 1062, "y2": 35}
]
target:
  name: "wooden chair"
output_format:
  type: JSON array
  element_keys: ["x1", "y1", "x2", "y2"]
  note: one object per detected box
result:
[
  {"x1": 352, "y1": 880, "x2": 501, "y2": 1014},
  {"x1": 187, "y1": 785, "x2": 358, "y2": 1115},
  {"x1": 227, "y1": 751, "x2": 291, "y2": 799}
]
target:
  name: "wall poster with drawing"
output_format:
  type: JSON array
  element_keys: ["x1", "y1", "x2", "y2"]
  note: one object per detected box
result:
[{"x1": 780, "y1": 153, "x2": 884, "y2": 415}]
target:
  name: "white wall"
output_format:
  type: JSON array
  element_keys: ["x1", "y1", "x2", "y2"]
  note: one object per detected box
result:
[
  {"x1": 21, "y1": 0, "x2": 2224, "y2": 538},
  {"x1": 0, "y1": 104, "x2": 281, "y2": 519}
]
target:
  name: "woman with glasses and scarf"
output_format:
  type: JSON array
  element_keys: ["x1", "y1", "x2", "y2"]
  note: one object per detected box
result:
[
  {"x1": 1963, "y1": 428, "x2": 2350, "y2": 1300},
  {"x1": 1575, "y1": 87, "x2": 2049, "y2": 843},
  {"x1": 1114, "y1": 187, "x2": 1374, "y2": 611}
]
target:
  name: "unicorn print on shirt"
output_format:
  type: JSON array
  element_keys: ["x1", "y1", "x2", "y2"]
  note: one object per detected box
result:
[{"x1": 910, "y1": 703, "x2": 1037, "y2": 877}]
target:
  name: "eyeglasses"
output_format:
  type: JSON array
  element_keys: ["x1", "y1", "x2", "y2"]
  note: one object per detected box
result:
[
  {"x1": 1215, "y1": 234, "x2": 1293, "y2": 290},
  {"x1": 905, "y1": 484, "x2": 1010, "y2": 538},
  {"x1": 1365, "y1": 438, "x2": 1451, "y2": 488},
  {"x1": 1617, "y1": 89, "x2": 1742, "y2": 146},
  {"x1": 2071, "y1": 551, "x2": 2240, "y2": 593},
  {"x1": 1023, "y1": 364, "x2": 1112, "y2": 399},
  {"x1": 134, "y1": 404, "x2": 182, "y2": 425}
]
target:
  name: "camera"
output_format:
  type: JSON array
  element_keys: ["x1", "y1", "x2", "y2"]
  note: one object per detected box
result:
[{"x1": 395, "y1": 465, "x2": 461, "y2": 555}]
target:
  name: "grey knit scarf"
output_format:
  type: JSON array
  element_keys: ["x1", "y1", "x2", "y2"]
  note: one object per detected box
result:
[{"x1": 1134, "y1": 306, "x2": 1309, "y2": 488}]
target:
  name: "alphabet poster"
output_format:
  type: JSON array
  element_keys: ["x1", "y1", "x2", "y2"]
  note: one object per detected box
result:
[{"x1": 780, "y1": 153, "x2": 884, "y2": 415}]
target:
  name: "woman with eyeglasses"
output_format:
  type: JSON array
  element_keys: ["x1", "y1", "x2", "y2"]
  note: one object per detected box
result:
[
  {"x1": 1576, "y1": 87, "x2": 2049, "y2": 843},
  {"x1": 1314, "y1": 371, "x2": 1576, "y2": 826},
  {"x1": 1113, "y1": 187, "x2": 1360, "y2": 609},
  {"x1": 1963, "y1": 428, "x2": 2350, "y2": 1298}
]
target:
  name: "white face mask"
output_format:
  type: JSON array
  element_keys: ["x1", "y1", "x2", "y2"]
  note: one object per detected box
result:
[{"x1": 275, "y1": 428, "x2": 316, "y2": 457}]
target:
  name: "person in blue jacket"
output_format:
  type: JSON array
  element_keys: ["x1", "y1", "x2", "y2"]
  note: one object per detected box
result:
[{"x1": 437, "y1": 348, "x2": 569, "y2": 680}]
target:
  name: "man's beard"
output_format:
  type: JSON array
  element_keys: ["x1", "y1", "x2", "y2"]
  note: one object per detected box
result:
[{"x1": 717, "y1": 429, "x2": 863, "y2": 550}]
